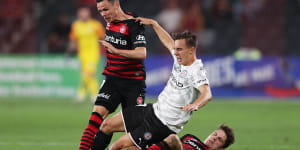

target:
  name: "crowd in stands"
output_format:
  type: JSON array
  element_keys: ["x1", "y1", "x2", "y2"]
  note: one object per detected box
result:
[{"x1": 0, "y1": 0, "x2": 300, "y2": 56}]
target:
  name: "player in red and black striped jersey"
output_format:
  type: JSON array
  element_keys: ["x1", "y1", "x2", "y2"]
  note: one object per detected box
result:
[
  {"x1": 100, "y1": 18, "x2": 147, "y2": 79},
  {"x1": 147, "y1": 124, "x2": 235, "y2": 150},
  {"x1": 78, "y1": 0, "x2": 148, "y2": 150}
]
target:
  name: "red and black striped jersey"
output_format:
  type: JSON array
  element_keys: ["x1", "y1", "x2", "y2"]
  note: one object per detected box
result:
[
  {"x1": 103, "y1": 17, "x2": 147, "y2": 80},
  {"x1": 181, "y1": 134, "x2": 209, "y2": 150}
]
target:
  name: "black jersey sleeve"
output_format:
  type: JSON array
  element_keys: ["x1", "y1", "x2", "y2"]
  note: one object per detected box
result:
[
  {"x1": 181, "y1": 134, "x2": 209, "y2": 150},
  {"x1": 128, "y1": 20, "x2": 147, "y2": 49}
]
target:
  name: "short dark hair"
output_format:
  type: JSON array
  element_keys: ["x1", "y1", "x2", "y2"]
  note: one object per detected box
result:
[
  {"x1": 219, "y1": 124, "x2": 235, "y2": 149},
  {"x1": 171, "y1": 31, "x2": 197, "y2": 48},
  {"x1": 96, "y1": 0, "x2": 118, "y2": 3}
]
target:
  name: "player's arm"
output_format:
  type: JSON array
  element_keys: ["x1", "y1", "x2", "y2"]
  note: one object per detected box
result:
[
  {"x1": 181, "y1": 84, "x2": 212, "y2": 111},
  {"x1": 68, "y1": 24, "x2": 78, "y2": 53},
  {"x1": 135, "y1": 17, "x2": 174, "y2": 53},
  {"x1": 99, "y1": 40, "x2": 146, "y2": 59}
]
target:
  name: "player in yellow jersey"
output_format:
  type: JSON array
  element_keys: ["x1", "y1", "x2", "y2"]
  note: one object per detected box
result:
[{"x1": 69, "y1": 7, "x2": 105, "y2": 102}]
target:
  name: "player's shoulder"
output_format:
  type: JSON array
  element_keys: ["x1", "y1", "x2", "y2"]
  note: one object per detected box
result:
[
  {"x1": 190, "y1": 59, "x2": 205, "y2": 71},
  {"x1": 88, "y1": 19, "x2": 102, "y2": 26},
  {"x1": 72, "y1": 20, "x2": 81, "y2": 26},
  {"x1": 125, "y1": 17, "x2": 145, "y2": 32},
  {"x1": 181, "y1": 134, "x2": 201, "y2": 141}
]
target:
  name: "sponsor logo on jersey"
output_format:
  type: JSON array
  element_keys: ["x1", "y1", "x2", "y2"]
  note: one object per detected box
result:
[
  {"x1": 183, "y1": 139, "x2": 202, "y2": 150},
  {"x1": 98, "y1": 93, "x2": 111, "y2": 100},
  {"x1": 106, "y1": 23, "x2": 111, "y2": 30},
  {"x1": 137, "y1": 97, "x2": 143, "y2": 104},
  {"x1": 180, "y1": 70, "x2": 187, "y2": 78},
  {"x1": 105, "y1": 35, "x2": 127, "y2": 45},
  {"x1": 144, "y1": 132, "x2": 152, "y2": 140},
  {"x1": 197, "y1": 79, "x2": 207, "y2": 84},
  {"x1": 120, "y1": 25, "x2": 127, "y2": 34},
  {"x1": 171, "y1": 74, "x2": 183, "y2": 87},
  {"x1": 136, "y1": 35, "x2": 145, "y2": 41}
]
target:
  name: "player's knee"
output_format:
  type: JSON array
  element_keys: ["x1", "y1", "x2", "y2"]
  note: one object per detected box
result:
[
  {"x1": 166, "y1": 134, "x2": 178, "y2": 144},
  {"x1": 165, "y1": 134, "x2": 181, "y2": 150},
  {"x1": 109, "y1": 142, "x2": 123, "y2": 150},
  {"x1": 100, "y1": 118, "x2": 114, "y2": 134},
  {"x1": 93, "y1": 105, "x2": 109, "y2": 118}
]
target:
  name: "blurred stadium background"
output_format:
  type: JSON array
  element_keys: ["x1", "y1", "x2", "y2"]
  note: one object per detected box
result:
[{"x1": 0, "y1": 0, "x2": 300, "y2": 149}]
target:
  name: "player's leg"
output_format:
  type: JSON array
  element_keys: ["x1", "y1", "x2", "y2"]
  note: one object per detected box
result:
[
  {"x1": 90, "y1": 79, "x2": 145, "y2": 150},
  {"x1": 91, "y1": 112, "x2": 125, "y2": 150},
  {"x1": 79, "y1": 79, "x2": 121, "y2": 150},
  {"x1": 77, "y1": 63, "x2": 88, "y2": 102},
  {"x1": 79, "y1": 105, "x2": 109, "y2": 150},
  {"x1": 119, "y1": 79, "x2": 146, "y2": 107},
  {"x1": 91, "y1": 104, "x2": 149, "y2": 150},
  {"x1": 85, "y1": 61, "x2": 99, "y2": 102},
  {"x1": 109, "y1": 134, "x2": 135, "y2": 150}
]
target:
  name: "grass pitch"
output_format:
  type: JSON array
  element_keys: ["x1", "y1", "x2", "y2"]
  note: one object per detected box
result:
[{"x1": 0, "y1": 98, "x2": 299, "y2": 150}]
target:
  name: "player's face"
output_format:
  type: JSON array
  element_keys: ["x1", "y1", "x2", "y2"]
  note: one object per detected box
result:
[
  {"x1": 204, "y1": 129, "x2": 227, "y2": 150},
  {"x1": 97, "y1": 0, "x2": 118, "y2": 23},
  {"x1": 78, "y1": 8, "x2": 91, "y2": 22},
  {"x1": 174, "y1": 39, "x2": 194, "y2": 66}
]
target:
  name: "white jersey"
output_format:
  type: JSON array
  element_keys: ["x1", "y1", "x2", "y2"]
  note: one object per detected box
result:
[{"x1": 153, "y1": 50, "x2": 209, "y2": 133}]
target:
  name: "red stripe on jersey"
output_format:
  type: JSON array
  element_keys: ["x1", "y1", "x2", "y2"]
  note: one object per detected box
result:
[
  {"x1": 147, "y1": 144, "x2": 162, "y2": 150},
  {"x1": 106, "y1": 53, "x2": 128, "y2": 59},
  {"x1": 107, "y1": 59, "x2": 140, "y2": 65},
  {"x1": 106, "y1": 64, "x2": 142, "y2": 70},
  {"x1": 182, "y1": 136, "x2": 209, "y2": 150},
  {"x1": 108, "y1": 23, "x2": 129, "y2": 35},
  {"x1": 103, "y1": 70, "x2": 144, "y2": 79},
  {"x1": 119, "y1": 71, "x2": 143, "y2": 75}
]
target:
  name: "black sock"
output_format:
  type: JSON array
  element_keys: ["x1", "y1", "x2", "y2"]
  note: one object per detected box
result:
[{"x1": 91, "y1": 130, "x2": 113, "y2": 150}]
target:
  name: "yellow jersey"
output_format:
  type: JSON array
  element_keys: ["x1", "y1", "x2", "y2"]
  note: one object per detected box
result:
[{"x1": 70, "y1": 19, "x2": 105, "y2": 61}]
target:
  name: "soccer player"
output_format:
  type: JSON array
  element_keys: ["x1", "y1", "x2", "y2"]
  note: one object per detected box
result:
[
  {"x1": 78, "y1": 0, "x2": 147, "y2": 150},
  {"x1": 92, "y1": 17, "x2": 213, "y2": 150},
  {"x1": 146, "y1": 124, "x2": 235, "y2": 150},
  {"x1": 69, "y1": 7, "x2": 105, "y2": 103}
]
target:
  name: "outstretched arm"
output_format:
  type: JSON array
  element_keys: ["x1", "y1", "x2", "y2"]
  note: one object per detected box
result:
[{"x1": 135, "y1": 17, "x2": 174, "y2": 53}]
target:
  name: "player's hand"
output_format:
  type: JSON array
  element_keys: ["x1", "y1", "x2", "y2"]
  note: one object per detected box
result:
[
  {"x1": 135, "y1": 17, "x2": 156, "y2": 26},
  {"x1": 98, "y1": 40, "x2": 118, "y2": 54},
  {"x1": 181, "y1": 104, "x2": 199, "y2": 111}
]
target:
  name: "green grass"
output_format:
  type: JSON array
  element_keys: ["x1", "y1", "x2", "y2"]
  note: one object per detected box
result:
[{"x1": 0, "y1": 98, "x2": 300, "y2": 150}]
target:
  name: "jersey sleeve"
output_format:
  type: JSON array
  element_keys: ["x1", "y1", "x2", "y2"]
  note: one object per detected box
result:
[
  {"x1": 129, "y1": 20, "x2": 146, "y2": 49},
  {"x1": 192, "y1": 62, "x2": 209, "y2": 88},
  {"x1": 181, "y1": 134, "x2": 209, "y2": 150},
  {"x1": 69, "y1": 23, "x2": 77, "y2": 41}
]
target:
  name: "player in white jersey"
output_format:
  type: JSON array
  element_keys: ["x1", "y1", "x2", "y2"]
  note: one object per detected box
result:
[{"x1": 91, "y1": 17, "x2": 212, "y2": 150}]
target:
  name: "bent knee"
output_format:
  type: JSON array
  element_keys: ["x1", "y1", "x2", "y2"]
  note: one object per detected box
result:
[
  {"x1": 167, "y1": 134, "x2": 180, "y2": 143},
  {"x1": 100, "y1": 118, "x2": 114, "y2": 133},
  {"x1": 165, "y1": 134, "x2": 181, "y2": 148},
  {"x1": 110, "y1": 142, "x2": 124, "y2": 150}
]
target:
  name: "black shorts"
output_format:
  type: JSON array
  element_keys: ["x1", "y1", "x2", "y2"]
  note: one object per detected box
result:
[
  {"x1": 95, "y1": 75, "x2": 146, "y2": 113},
  {"x1": 122, "y1": 104, "x2": 175, "y2": 149}
]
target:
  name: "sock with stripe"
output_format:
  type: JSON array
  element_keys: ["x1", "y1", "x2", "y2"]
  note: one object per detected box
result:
[
  {"x1": 91, "y1": 130, "x2": 113, "y2": 150},
  {"x1": 79, "y1": 112, "x2": 103, "y2": 150},
  {"x1": 148, "y1": 141, "x2": 171, "y2": 150}
]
